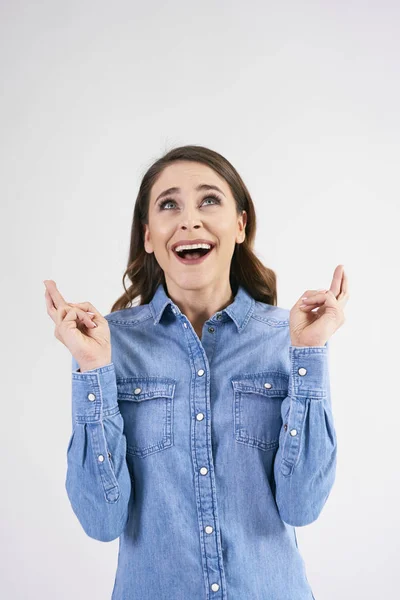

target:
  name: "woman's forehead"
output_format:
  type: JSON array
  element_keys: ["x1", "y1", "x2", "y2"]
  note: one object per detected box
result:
[{"x1": 152, "y1": 162, "x2": 229, "y2": 196}]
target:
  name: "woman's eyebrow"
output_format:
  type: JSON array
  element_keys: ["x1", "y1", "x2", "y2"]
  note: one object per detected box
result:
[{"x1": 154, "y1": 184, "x2": 226, "y2": 205}]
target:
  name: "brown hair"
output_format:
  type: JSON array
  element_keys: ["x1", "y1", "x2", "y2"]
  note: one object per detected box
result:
[{"x1": 110, "y1": 145, "x2": 277, "y2": 312}]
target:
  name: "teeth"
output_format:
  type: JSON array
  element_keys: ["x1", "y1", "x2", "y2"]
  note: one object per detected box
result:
[{"x1": 174, "y1": 243, "x2": 212, "y2": 253}]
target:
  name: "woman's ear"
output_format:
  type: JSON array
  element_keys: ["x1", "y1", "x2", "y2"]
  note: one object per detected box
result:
[
  {"x1": 236, "y1": 210, "x2": 247, "y2": 243},
  {"x1": 143, "y1": 223, "x2": 154, "y2": 254}
]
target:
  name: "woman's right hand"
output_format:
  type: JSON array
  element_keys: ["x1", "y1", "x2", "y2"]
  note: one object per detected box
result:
[{"x1": 44, "y1": 279, "x2": 112, "y2": 372}]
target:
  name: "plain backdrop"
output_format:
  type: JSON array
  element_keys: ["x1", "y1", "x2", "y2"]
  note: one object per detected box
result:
[{"x1": 1, "y1": 1, "x2": 399, "y2": 598}]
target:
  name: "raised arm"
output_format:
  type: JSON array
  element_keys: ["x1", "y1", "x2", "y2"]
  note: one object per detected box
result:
[
  {"x1": 273, "y1": 343, "x2": 337, "y2": 526},
  {"x1": 65, "y1": 358, "x2": 132, "y2": 541},
  {"x1": 44, "y1": 280, "x2": 132, "y2": 541}
]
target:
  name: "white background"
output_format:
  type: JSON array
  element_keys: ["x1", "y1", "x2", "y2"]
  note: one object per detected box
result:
[{"x1": 1, "y1": 1, "x2": 399, "y2": 598}]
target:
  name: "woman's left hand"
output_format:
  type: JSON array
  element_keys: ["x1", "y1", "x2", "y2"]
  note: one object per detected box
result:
[{"x1": 290, "y1": 264, "x2": 349, "y2": 347}]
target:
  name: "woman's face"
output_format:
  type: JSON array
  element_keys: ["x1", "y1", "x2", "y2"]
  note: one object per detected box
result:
[{"x1": 144, "y1": 160, "x2": 247, "y2": 292}]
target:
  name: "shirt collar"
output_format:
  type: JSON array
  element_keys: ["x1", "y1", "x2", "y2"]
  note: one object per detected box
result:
[{"x1": 149, "y1": 282, "x2": 255, "y2": 332}]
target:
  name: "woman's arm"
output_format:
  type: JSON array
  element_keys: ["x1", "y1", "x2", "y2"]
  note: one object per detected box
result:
[
  {"x1": 273, "y1": 343, "x2": 338, "y2": 526},
  {"x1": 65, "y1": 358, "x2": 132, "y2": 541}
]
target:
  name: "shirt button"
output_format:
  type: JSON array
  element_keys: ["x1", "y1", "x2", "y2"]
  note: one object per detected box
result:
[
  {"x1": 197, "y1": 369, "x2": 205, "y2": 376},
  {"x1": 200, "y1": 467, "x2": 208, "y2": 475},
  {"x1": 284, "y1": 423, "x2": 288, "y2": 431},
  {"x1": 290, "y1": 429, "x2": 297, "y2": 436},
  {"x1": 204, "y1": 525, "x2": 213, "y2": 534},
  {"x1": 196, "y1": 412, "x2": 205, "y2": 421},
  {"x1": 211, "y1": 583, "x2": 220, "y2": 592},
  {"x1": 98, "y1": 454, "x2": 105, "y2": 462},
  {"x1": 134, "y1": 388, "x2": 141, "y2": 394},
  {"x1": 87, "y1": 393, "x2": 96, "y2": 401},
  {"x1": 216, "y1": 313, "x2": 222, "y2": 320},
  {"x1": 183, "y1": 322, "x2": 188, "y2": 328},
  {"x1": 298, "y1": 367, "x2": 307, "y2": 376},
  {"x1": 264, "y1": 382, "x2": 272, "y2": 389},
  {"x1": 208, "y1": 326, "x2": 215, "y2": 333}
]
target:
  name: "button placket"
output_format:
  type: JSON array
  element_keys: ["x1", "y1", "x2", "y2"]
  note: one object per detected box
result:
[
  {"x1": 186, "y1": 329, "x2": 225, "y2": 596},
  {"x1": 293, "y1": 367, "x2": 306, "y2": 438},
  {"x1": 281, "y1": 361, "x2": 309, "y2": 476},
  {"x1": 89, "y1": 422, "x2": 119, "y2": 501}
]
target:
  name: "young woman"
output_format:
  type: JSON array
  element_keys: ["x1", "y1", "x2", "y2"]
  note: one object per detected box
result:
[{"x1": 44, "y1": 145, "x2": 348, "y2": 600}]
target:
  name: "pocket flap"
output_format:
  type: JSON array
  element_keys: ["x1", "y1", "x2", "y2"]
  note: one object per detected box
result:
[
  {"x1": 116, "y1": 376, "x2": 176, "y2": 402},
  {"x1": 232, "y1": 370, "x2": 288, "y2": 397}
]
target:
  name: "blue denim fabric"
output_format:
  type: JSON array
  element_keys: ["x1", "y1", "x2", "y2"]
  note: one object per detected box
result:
[{"x1": 65, "y1": 282, "x2": 337, "y2": 600}]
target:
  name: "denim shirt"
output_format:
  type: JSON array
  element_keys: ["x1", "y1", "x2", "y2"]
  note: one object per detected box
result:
[{"x1": 66, "y1": 282, "x2": 337, "y2": 600}]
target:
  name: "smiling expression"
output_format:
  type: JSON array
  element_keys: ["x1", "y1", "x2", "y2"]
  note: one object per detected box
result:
[{"x1": 143, "y1": 160, "x2": 247, "y2": 291}]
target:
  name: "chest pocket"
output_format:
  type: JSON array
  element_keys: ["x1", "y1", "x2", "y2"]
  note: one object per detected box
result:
[
  {"x1": 231, "y1": 371, "x2": 288, "y2": 451},
  {"x1": 117, "y1": 376, "x2": 176, "y2": 458}
]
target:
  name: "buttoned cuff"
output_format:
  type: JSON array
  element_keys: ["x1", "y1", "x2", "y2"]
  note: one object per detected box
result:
[
  {"x1": 71, "y1": 362, "x2": 118, "y2": 423},
  {"x1": 288, "y1": 344, "x2": 329, "y2": 400}
]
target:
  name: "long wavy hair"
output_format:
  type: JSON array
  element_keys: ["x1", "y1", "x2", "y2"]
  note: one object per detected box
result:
[{"x1": 110, "y1": 145, "x2": 277, "y2": 312}]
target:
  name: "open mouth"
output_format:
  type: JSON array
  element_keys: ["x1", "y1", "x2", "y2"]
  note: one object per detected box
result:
[{"x1": 173, "y1": 245, "x2": 215, "y2": 265}]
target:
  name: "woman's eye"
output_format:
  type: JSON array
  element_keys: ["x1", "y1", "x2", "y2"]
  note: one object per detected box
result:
[
  {"x1": 159, "y1": 195, "x2": 221, "y2": 210},
  {"x1": 159, "y1": 200, "x2": 176, "y2": 210},
  {"x1": 203, "y1": 196, "x2": 220, "y2": 206}
]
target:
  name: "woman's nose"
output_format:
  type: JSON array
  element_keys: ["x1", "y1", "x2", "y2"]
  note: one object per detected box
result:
[{"x1": 178, "y1": 207, "x2": 203, "y2": 229}]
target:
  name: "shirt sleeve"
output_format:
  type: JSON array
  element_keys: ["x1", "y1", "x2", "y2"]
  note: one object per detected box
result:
[
  {"x1": 65, "y1": 356, "x2": 132, "y2": 541},
  {"x1": 273, "y1": 341, "x2": 338, "y2": 527}
]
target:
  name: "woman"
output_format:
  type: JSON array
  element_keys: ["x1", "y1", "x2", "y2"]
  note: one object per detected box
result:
[{"x1": 44, "y1": 145, "x2": 348, "y2": 600}]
